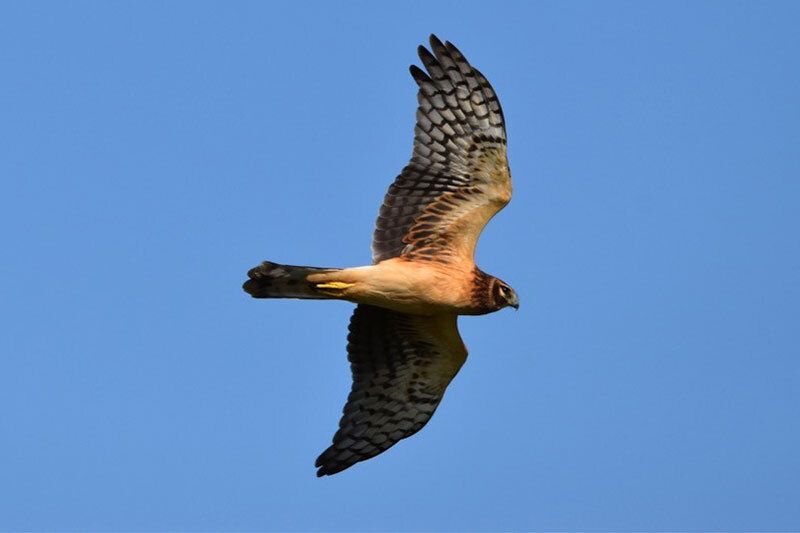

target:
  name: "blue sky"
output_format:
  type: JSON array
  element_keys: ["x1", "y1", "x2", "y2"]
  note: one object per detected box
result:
[{"x1": 2, "y1": 1, "x2": 799, "y2": 530}]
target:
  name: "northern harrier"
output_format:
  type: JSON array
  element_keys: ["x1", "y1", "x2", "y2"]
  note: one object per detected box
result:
[{"x1": 244, "y1": 35, "x2": 518, "y2": 476}]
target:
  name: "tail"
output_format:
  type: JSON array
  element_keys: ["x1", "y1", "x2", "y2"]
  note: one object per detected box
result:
[{"x1": 242, "y1": 261, "x2": 341, "y2": 299}]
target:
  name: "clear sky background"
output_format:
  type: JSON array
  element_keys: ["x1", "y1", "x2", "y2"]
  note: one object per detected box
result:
[{"x1": 2, "y1": 1, "x2": 799, "y2": 531}]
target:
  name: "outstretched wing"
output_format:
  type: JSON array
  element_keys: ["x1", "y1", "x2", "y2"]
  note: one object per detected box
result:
[
  {"x1": 315, "y1": 305, "x2": 467, "y2": 476},
  {"x1": 372, "y1": 35, "x2": 511, "y2": 264}
]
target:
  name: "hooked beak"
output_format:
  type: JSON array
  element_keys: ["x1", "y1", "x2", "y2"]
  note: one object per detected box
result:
[{"x1": 508, "y1": 294, "x2": 520, "y2": 310}]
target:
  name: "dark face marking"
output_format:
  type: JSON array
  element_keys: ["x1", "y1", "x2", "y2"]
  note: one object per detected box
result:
[
  {"x1": 492, "y1": 280, "x2": 519, "y2": 310},
  {"x1": 470, "y1": 270, "x2": 518, "y2": 314}
]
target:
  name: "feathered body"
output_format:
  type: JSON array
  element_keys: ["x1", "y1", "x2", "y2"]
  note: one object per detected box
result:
[
  {"x1": 243, "y1": 36, "x2": 518, "y2": 476},
  {"x1": 244, "y1": 258, "x2": 512, "y2": 316}
]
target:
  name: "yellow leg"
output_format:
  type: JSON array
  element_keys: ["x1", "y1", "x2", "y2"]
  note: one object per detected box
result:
[{"x1": 315, "y1": 281, "x2": 355, "y2": 290}]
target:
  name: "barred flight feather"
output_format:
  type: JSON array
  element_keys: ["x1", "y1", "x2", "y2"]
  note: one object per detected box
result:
[
  {"x1": 372, "y1": 35, "x2": 511, "y2": 264},
  {"x1": 315, "y1": 304, "x2": 466, "y2": 477},
  {"x1": 243, "y1": 35, "x2": 518, "y2": 477}
]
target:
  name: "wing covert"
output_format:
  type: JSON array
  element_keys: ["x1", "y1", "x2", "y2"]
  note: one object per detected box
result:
[
  {"x1": 315, "y1": 305, "x2": 467, "y2": 476},
  {"x1": 372, "y1": 35, "x2": 511, "y2": 264}
]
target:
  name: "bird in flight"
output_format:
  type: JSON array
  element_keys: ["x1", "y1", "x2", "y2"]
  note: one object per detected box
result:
[{"x1": 243, "y1": 35, "x2": 517, "y2": 476}]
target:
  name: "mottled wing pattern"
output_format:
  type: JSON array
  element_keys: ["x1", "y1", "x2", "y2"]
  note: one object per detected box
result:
[
  {"x1": 372, "y1": 35, "x2": 511, "y2": 264},
  {"x1": 315, "y1": 304, "x2": 467, "y2": 476}
]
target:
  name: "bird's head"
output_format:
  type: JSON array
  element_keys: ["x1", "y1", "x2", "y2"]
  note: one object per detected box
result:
[{"x1": 491, "y1": 278, "x2": 519, "y2": 311}]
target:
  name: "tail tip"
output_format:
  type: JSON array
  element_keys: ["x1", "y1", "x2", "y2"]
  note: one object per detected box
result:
[{"x1": 243, "y1": 261, "x2": 279, "y2": 297}]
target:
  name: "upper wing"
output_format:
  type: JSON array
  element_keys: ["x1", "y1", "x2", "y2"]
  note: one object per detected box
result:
[
  {"x1": 315, "y1": 304, "x2": 467, "y2": 476},
  {"x1": 372, "y1": 35, "x2": 511, "y2": 264}
]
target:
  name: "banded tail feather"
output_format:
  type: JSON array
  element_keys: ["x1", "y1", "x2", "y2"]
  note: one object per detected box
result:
[{"x1": 243, "y1": 261, "x2": 341, "y2": 299}]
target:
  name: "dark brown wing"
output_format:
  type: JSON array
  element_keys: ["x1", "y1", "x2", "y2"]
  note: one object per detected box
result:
[
  {"x1": 315, "y1": 304, "x2": 467, "y2": 476},
  {"x1": 372, "y1": 35, "x2": 511, "y2": 264}
]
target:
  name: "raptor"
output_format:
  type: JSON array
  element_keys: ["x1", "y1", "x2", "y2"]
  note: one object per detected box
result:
[{"x1": 243, "y1": 35, "x2": 518, "y2": 476}]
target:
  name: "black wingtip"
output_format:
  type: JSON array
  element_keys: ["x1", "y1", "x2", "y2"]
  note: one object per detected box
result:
[
  {"x1": 418, "y1": 43, "x2": 436, "y2": 64},
  {"x1": 409, "y1": 64, "x2": 431, "y2": 84},
  {"x1": 314, "y1": 449, "x2": 329, "y2": 476},
  {"x1": 314, "y1": 462, "x2": 342, "y2": 477},
  {"x1": 444, "y1": 39, "x2": 465, "y2": 59},
  {"x1": 429, "y1": 34, "x2": 445, "y2": 50},
  {"x1": 314, "y1": 446, "x2": 356, "y2": 477}
]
